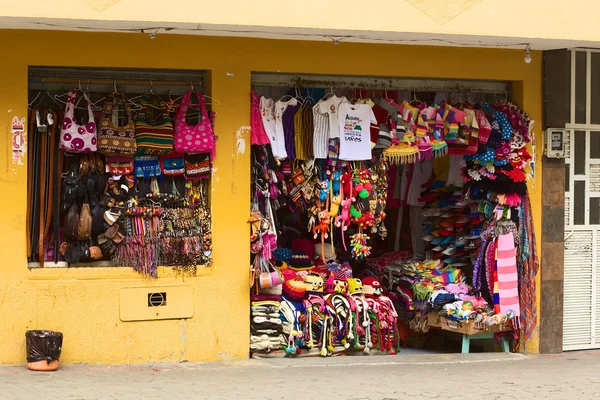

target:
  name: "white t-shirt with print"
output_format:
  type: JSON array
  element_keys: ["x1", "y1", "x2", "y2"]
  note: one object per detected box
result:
[
  {"x1": 272, "y1": 98, "x2": 297, "y2": 158},
  {"x1": 319, "y1": 95, "x2": 349, "y2": 139},
  {"x1": 338, "y1": 103, "x2": 377, "y2": 161}
]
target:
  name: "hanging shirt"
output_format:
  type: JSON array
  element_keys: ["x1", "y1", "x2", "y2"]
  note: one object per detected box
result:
[
  {"x1": 251, "y1": 92, "x2": 270, "y2": 145},
  {"x1": 338, "y1": 103, "x2": 377, "y2": 161},
  {"x1": 273, "y1": 98, "x2": 298, "y2": 159},
  {"x1": 283, "y1": 103, "x2": 300, "y2": 159},
  {"x1": 260, "y1": 96, "x2": 278, "y2": 153},
  {"x1": 312, "y1": 103, "x2": 330, "y2": 159},
  {"x1": 318, "y1": 95, "x2": 349, "y2": 139}
]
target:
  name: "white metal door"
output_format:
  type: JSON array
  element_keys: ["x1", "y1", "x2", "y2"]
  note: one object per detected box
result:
[{"x1": 563, "y1": 49, "x2": 600, "y2": 350}]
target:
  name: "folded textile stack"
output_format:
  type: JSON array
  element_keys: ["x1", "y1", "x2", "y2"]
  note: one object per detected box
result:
[
  {"x1": 429, "y1": 281, "x2": 513, "y2": 327},
  {"x1": 419, "y1": 180, "x2": 484, "y2": 270},
  {"x1": 250, "y1": 300, "x2": 286, "y2": 353}
]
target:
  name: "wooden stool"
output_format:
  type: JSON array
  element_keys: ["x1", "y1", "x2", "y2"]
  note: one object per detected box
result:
[{"x1": 461, "y1": 332, "x2": 510, "y2": 353}]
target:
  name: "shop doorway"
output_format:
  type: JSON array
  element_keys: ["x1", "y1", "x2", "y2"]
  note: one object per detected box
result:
[{"x1": 248, "y1": 73, "x2": 536, "y2": 357}]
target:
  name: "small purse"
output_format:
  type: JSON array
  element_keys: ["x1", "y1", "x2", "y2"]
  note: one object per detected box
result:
[
  {"x1": 184, "y1": 153, "x2": 211, "y2": 180},
  {"x1": 134, "y1": 155, "x2": 162, "y2": 180},
  {"x1": 160, "y1": 153, "x2": 185, "y2": 176},
  {"x1": 291, "y1": 168, "x2": 306, "y2": 185},
  {"x1": 105, "y1": 155, "x2": 134, "y2": 175}
]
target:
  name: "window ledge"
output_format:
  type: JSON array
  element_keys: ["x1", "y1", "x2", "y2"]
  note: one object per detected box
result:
[{"x1": 27, "y1": 263, "x2": 212, "y2": 280}]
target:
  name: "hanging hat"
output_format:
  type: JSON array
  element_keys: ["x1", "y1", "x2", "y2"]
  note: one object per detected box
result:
[
  {"x1": 325, "y1": 270, "x2": 348, "y2": 294},
  {"x1": 348, "y1": 278, "x2": 364, "y2": 294},
  {"x1": 362, "y1": 276, "x2": 382, "y2": 297},
  {"x1": 272, "y1": 248, "x2": 293, "y2": 263},
  {"x1": 303, "y1": 272, "x2": 324, "y2": 294},
  {"x1": 283, "y1": 277, "x2": 306, "y2": 302},
  {"x1": 510, "y1": 129, "x2": 527, "y2": 149}
]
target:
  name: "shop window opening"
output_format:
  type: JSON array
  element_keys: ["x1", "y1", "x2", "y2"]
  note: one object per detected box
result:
[
  {"x1": 248, "y1": 73, "x2": 539, "y2": 355},
  {"x1": 27, "y1": 67, "x2": 214, "y2": 276}
]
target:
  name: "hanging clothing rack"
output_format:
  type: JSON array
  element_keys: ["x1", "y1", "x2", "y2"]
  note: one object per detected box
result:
[
  {"x1": 33, "y1": 78, "x2": 201, "y2": 87},
  {"x1": 28, "y1": 66, "x2": 207, "y2": 96},
  {"x1": 251, "y1": 72, "x2": 511, "y2": 95}
]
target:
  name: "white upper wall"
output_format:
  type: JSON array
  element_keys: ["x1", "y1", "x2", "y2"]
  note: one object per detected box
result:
[{"x1": 1, "y1": 0, "x2": 599, "y2": 48}]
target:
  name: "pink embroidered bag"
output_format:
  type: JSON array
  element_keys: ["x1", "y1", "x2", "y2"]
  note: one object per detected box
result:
[
  {"x1": 59, "y1": 89, "x2": 97, "y2": 153},
  {"x1": 173, "y1": 90, "x2": 216, "y2": 157}
]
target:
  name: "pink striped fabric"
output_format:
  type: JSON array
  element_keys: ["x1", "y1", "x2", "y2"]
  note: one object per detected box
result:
[{"x1": 496, "y1": 232, "x2": 520, "y2": 317}]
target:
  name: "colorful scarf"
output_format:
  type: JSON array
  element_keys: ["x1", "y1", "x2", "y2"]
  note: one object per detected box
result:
[
  {"x1": 496, "y1": 232, "x2": 520, "y2": 319},
  {"x1": 518, "y1": 194, "x2": 539, "y2": 339}
]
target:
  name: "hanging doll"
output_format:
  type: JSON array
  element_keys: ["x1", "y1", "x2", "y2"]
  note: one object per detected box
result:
[{"x1": 312, "y1": 211, "x2": 330, "y2": 240}]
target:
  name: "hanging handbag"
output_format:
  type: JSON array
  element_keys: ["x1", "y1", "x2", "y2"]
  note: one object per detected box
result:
[
  {"x1": 64, "y1": 202, "x2": 80, "y2": 241},
  {"x1": 135, "y1": 94, "x2": 174, "y2": 155},
  {"x1": 77, "y1": 197, "x2": 93, "y2": 241},
  {"x1": 173, "y1": 90, "x2": 216, "y2": 156},
  {"x1": 160, "y1": 153, "x2": 185, "y2": 176},
  {"x1": 184, "y1": 153, "x2": 211, "y2": 180},
  {"x1": 105, "y1": 155, "x2": 134, "y2": 175},
  {"x1": 59, "y1": 89, "x2": 97, "y2": 153},
  {"x1": 98, "y1": 93, "x2": 137, "y2": 155}
]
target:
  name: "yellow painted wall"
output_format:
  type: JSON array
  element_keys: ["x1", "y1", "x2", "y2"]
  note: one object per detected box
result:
[
  {"x1": 0, "y1": 0, "x2": 599, "y2": 43},
  {"x1": 0, "y1": 29, "x2": 543, "y2": 365}
]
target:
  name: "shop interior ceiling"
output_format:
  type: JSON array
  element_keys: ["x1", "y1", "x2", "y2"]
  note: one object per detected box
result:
[
  {"x1": 252, "y1": 73, "x2": 510, "y2": 102},
  {"x1": 1, "y1": 17, "x2": 598, "y2": 50},
  {"x1": 28, "y1": 67, "x2": 207, "y2": 98}
]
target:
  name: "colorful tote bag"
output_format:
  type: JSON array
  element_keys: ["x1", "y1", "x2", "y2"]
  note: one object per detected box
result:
[
  {"x1": 174, "y1": 90, "x2": 216, "y2": 156},
  {"x1": 59, "y1": 89, "x2": 97, "y2": 153},
  {"x1": 98, "y1": 94, "x2": 137, "y2": 155},
  {"x1": 134, "y1": 94, "x2": 174, "y2": 155}
]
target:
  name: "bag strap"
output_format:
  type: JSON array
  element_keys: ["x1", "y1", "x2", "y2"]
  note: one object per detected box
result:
[
  {"x1": 101, "y1": 93, "x2": 116, "y2": 119},
  {"x1": 64, "y1": 90, "x2": 77, "y2": 118},
  {"x1": 103, "y1": 94, "x2": 133, "y2": 127},
  {"x1": 82, "y1": 91, "x2": 95, "y2": 124},
  {"x1": 175, "y1": 90, "x2": 192, "y2": 127},
  {"x1": 193, "y1": 90, "x2": 211, "y2": 124}
]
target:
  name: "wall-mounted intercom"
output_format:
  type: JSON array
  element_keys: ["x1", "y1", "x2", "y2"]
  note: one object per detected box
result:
[{"x1": 545, "y1": 129, "x2": 566, "y2": 159}]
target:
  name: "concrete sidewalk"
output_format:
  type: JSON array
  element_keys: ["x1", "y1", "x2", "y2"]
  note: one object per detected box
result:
[{"x1": 0, "y1": 351, "x2": 598, "y2": 399}]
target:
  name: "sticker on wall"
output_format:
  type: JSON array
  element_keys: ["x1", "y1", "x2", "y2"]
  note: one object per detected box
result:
[{"x1": 11, "y1": 116, "x2": 26, "y2": 165}]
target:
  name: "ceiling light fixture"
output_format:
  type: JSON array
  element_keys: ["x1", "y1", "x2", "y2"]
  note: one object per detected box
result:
[{"x1": 524, "y1": 44, "x2": 532, "y2": 64}]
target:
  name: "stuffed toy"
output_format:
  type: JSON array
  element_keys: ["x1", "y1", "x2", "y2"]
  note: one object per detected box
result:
[
  {"x1": 319, "y1": 180, "x2": 330, "y2": 203},
  {"x1": 340, "y1": 172, "x2": 353, "y2": 199},
  {"x1": 350, "y1": 233, "x2": 371, "y2": 259},
  {"x1": 312, "y1": 211, "x2": 330, "y2": 240},
  {"x1": 330, "y1": 195, "x2": 342, "y2": 218},
  {"x1": 353, "y1": 211, "x2": 374, "y2": 230},
  {"x1": 331, "y1": 170, "x2": 341, "y2": 196},
  {"x1": 353, "y1": 182, "x2": 372, "y2": 199},
  {"x1": 335, "y1": 198, "x2": 352, "y2": 230}
]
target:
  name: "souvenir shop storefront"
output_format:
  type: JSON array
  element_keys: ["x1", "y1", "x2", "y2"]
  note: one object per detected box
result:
[
  {"x1": 0, "y1": 29, "x2": 542, "y2": 365},
  {"x1": 249, "y1": 72, "x2": 540, "y2": 356}
]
